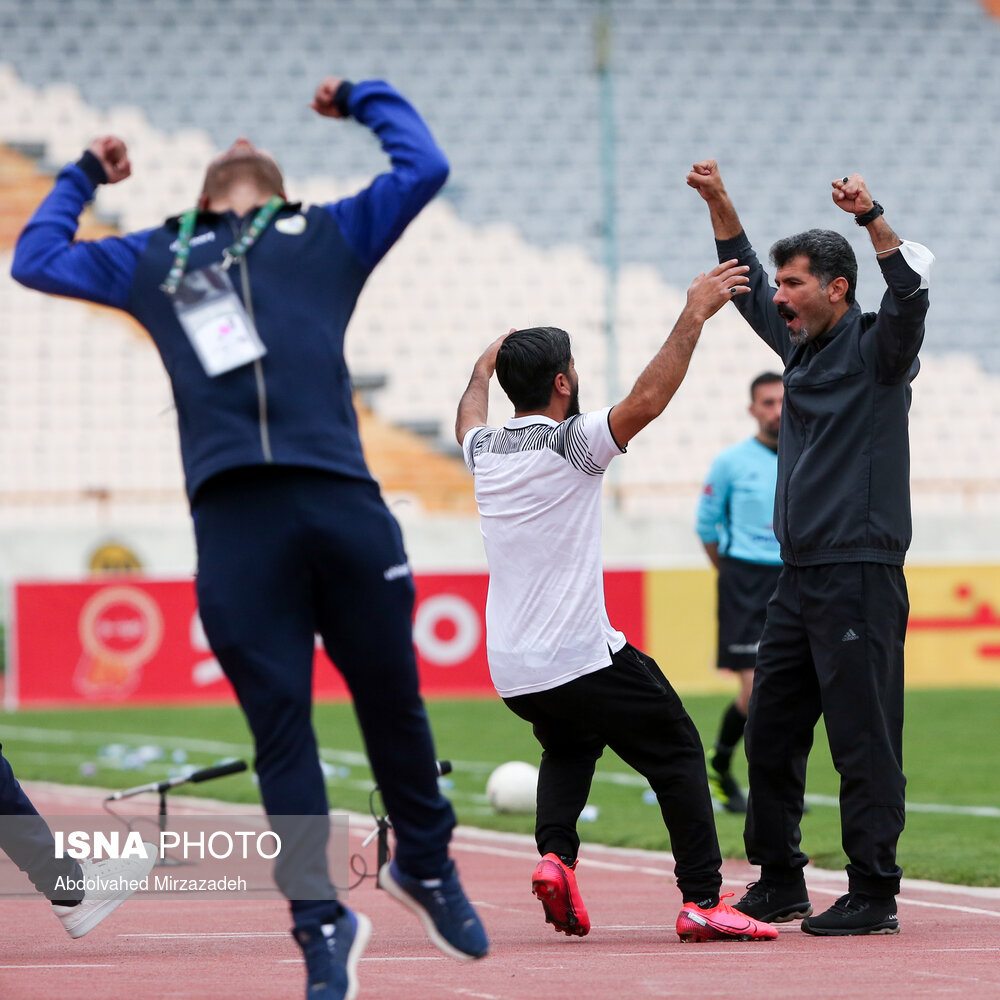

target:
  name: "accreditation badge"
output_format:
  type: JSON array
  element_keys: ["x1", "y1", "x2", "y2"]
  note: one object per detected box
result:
[{"x1": 172, "y1": 263, "x2": 266, "y2": 377}]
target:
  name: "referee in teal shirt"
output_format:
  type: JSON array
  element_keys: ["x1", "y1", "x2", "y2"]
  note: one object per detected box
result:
[{"x1": 695, "y1": 373, "x2": 783, "y2": 813}]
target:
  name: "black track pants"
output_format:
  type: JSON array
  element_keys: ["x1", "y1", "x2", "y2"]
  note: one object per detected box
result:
[
  {"x1": 744, "y1": 562, "x2": 907, "y2": 896},
  {"x1": 504, "y1": 643, "x2": 723, "y2": 903}
]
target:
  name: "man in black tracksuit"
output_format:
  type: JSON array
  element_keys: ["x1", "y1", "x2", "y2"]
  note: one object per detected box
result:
[{"x1": 687, "y1": 160, "x2": 933, "y2": 936}]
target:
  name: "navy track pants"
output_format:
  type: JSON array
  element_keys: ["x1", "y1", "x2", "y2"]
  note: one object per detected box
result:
[
  {"x1": 192, "y1": 467, "x2": 455, "y2": 925},
  {"x1": 0, "y1": 744, "x2": 82, "y2": 899}
]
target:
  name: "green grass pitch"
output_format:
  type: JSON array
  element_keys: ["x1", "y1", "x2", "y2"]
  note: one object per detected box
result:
[{"x1": 2, "y1": 688, "x2": 997, "y2": 887}]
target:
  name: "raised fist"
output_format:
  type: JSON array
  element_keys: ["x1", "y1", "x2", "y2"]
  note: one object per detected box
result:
[
  {"x1": 311, "y1": 77, "x2": 346, "y2": 118},
  {"x1": 831, "y1": 174, "x2": 874, "y2": 216},
  {"x1": 686, "y1": 159, "x2": 727, "y2": 202},
  {"x1": 88, "y1": 136, "x2": 131, "y2": 184}
]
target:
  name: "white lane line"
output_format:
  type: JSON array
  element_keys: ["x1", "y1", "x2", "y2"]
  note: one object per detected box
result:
[
  {"x1": 454, "y1": 840, "x2": 674, "y2": 877},
  {"x1": 277, "y1": 957, "x2": 445, "y2": 964},
  {"x1": 0, "y1": 964, "x2": 118, "y2": 969},
  {"x1": 902, "y1": 899, "x2": 1000, "y2": 918},
  {"x1": 924, "y1": 948, "x2": 1000, "y2": 952},
  {"x1": 912, "y1": 970, "x2": 1000, "y2": 986},
  {"x1": 601, "y1": 925, "x2": 675, "y2": 931},
  {"x1": 118, "y1": 931, "x2": 287, "y2": 939},
  {"x1": 608, "y1": 951, "x2": 779, "y2": 957}
]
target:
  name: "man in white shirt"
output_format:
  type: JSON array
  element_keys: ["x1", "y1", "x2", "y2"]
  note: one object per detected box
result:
[{"x1": 455, "y1": 260, "x2": 777, "y2": 944}]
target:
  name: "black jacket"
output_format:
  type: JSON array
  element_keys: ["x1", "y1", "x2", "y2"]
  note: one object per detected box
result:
[{"x1": 717, "y1": 231, "x2": 931, "y2": 567}]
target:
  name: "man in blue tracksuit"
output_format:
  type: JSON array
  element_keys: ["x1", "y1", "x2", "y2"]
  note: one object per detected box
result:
[
  {"x1": 696, "y1": 372, "x2": 783, "y2": 815},
  {"x1": 13, "y1": 75, "x2": 487, "y2": 999},
  {"x1": 688, "y1": 160, "x2": 933, "y2": 937}
]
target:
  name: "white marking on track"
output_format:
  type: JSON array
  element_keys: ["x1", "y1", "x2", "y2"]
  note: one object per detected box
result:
[
  {"x1": 901, "y1": 899, "x2": 1000, "y2": 918},
  {"x1": 912, "y1": 970, "x2": 1000, "y2": 985},
  {"x1": 601, "y1": 925, "x2": 674, "y2": 931},
  {"x1": 0, "y1": 964, "x2": 118, "y2": 969},
  {"x1": 118, "y1": 931, "x2": 286, "y2": 938},
  {"x1": 454, "y1": 840, "x2": 674, "y2": 878},
  {"x1": 276, "y1": 957, "x2": 445, "y2": 964},
  {"x1": 924, "y1": 947, "x2": 1000, "y2": 951}
]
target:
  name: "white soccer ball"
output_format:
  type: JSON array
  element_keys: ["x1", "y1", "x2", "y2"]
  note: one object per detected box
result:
[{"x1": 485, "y1": 761, "x2": 538, "y2": 814}]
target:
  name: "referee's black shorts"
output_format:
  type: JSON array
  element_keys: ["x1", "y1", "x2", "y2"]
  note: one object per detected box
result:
[{"x1": 716, "y1": 556, "x2": 782, "y2": 671}]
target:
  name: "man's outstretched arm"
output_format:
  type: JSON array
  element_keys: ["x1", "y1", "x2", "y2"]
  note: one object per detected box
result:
[
  {"x1": 607, "y1": 260, "x2": 749, "y2": 448},
  {"x1": 321, "y1": 77, "x2": 450, "y2": 269},
  {"x1": 832, "y1": 173, "x2": 933, "y2": 381},
  {"x1": 12, "y1": 136, "x2": 146, "y2": 309},
  {"x1": 687, "y1": 158, "x2": 792, "y2": 360},
  {"x1": 686, "y1": 158, "x2": 744, "y2": 240}
]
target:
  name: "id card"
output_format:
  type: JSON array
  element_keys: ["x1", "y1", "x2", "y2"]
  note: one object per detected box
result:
[{"x1": 172, "y1": 263, "x2": 267, "y2": 377}]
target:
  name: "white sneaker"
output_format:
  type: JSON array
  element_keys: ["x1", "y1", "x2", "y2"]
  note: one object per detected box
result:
[{"x1": 52, "y1": 842, "x2": 157, "y2": 939}]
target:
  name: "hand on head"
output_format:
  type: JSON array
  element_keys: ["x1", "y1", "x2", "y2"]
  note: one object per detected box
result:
[
  {"x1": 685, "y1": 159, "x2": 725, "y2": 202},
  {"x1": 88, "y1": 135, "x2": 131, "y2": 184},
  {"x1": 311, "y1": 77, "x2": 346, "y2": 118},
  {"x1": 686, "y1": 259, "x2": 750, "y2": 322},
  {"x1": 477, "y1": 329, "x2": 514, "y2": 376},
  {"x1": 831, "y1": 174, "x2": 874, "y2": 216}
]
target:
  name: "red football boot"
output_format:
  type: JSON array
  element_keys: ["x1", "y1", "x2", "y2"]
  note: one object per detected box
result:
[
  {"x1": 531, "y1": 854, "x2": 591, "y2": 937},
  {"x1": 676, "y1": 892, "x2": 779, "y2": 942}
]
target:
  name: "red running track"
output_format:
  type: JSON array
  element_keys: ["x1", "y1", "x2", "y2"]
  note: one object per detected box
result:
[{"x1": 2, "y1": 783, "x2": 998, "y2": 1000}]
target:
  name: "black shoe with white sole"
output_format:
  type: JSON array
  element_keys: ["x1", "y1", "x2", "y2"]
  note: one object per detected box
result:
[{"x1": 801, "y1": 892, "x2": 899, "y2": 936}]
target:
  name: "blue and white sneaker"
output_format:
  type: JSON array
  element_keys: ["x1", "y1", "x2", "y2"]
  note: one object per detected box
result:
[
  {"x1": 292, "y1": 907, "x2": 371, "y2": 1000},
  {"x1": 378, "y1": 858, "x2": 488, "y2": 961}
]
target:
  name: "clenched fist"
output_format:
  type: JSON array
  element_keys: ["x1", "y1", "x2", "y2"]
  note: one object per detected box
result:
[
  {"x1": 311, "y1": 77, "x2": 346, "y2": 118},
  {"x1": 831, "y1": 174, "x2": 875, "y2": 216},
  {"x1": 686, "y1": 159, "x2": 727, "y2": 202},
  {"x1": 88, "y1": 136, "x2": 131, "y2": 184}
]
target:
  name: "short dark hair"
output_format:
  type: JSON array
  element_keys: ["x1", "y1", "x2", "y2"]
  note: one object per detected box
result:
[
  {"x1": 495, "y1": 327, "x2": 572, "y2": 411},
  {"x1": 750, "y1": 371, "x2": 783, "y2": 401},
  {"x1": 770, "y1": 228, "x2": 858, "y2": 305}
]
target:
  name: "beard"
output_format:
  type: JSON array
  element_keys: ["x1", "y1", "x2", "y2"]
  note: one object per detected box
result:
[
  {"x1": 566, "y1": 382, "x2": 581, "y2": 418},
  {"x1": 778, "y1": 304, "x2": 811, "y2": 345}
]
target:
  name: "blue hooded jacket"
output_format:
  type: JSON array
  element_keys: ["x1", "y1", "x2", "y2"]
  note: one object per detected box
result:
[{"x1": 12, "y1": 80, "x2": 448, "y2": 502}]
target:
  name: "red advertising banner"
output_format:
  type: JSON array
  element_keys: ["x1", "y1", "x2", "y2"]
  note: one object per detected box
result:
[{"x1": 8, "y1": 571, "x2": 644, "y2": 708}]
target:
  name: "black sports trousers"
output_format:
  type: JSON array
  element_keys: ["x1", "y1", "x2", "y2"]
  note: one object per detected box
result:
[
  {"x1": 744, "y1": 562, "x2": 908, "y2": 897},
  {"x1": 504, "y1": 643, "x2": 723, "y2": 903}
]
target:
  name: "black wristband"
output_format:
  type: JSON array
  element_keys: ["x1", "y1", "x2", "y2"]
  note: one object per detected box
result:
[
  {"x1": 855, "y1": 201, "x2": 884, "y2": 227},
  {"x1": 333, "y1": 81, "x2": 354, "y2": 118},
  {"x1": 75, "y1": 150, "x2": 109, "y2": 187}
]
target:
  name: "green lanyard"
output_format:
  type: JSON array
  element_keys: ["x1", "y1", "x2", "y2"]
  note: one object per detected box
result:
[{"x1": 160, "y1": 195, "x2": 285, "y2": 295}]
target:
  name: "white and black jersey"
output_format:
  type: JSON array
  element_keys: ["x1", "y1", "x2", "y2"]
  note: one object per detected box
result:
[{"x1": 463, "y1": 407, "x2": 627, "y2": 698}]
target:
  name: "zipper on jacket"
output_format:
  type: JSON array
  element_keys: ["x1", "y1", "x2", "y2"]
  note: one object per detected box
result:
[{"x1": 229, "y1": 216, "x2": 273, "y2": 463}]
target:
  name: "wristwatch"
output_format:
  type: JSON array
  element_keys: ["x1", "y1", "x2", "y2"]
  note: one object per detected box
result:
[{"x1": 855, "y1": 201, "x2": 884, "y2": 226}]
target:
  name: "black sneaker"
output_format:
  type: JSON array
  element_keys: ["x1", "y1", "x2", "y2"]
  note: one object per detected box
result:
[
  {"x1": 801, "y1": 893, "x2": 899, "y2": 936},
  {"x1": 708, "y1": 769, "x2": 747, "y2": 814},
  {"x1": 735, "y1": 880, "x2": 812, "y2": 922}
]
